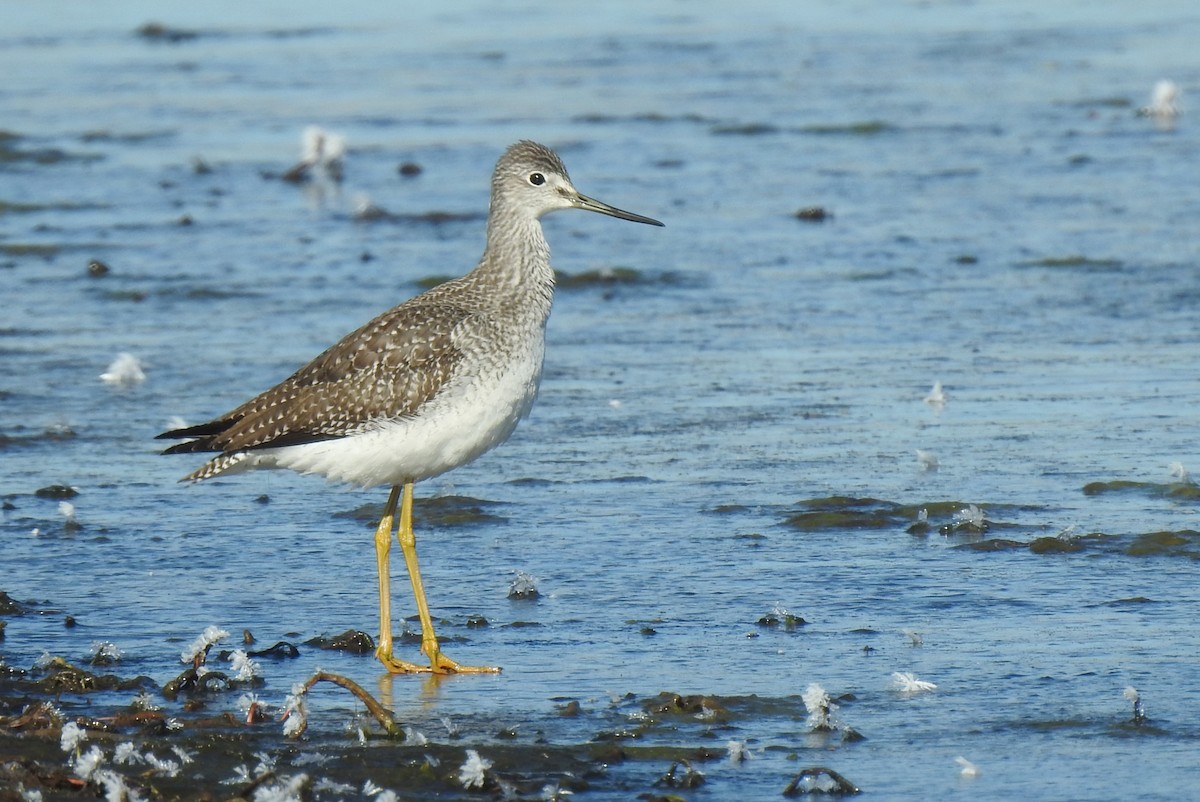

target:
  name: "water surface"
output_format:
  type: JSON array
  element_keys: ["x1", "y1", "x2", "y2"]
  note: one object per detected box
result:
[{"x1": 2, "y1": 1, "x2": 1199, "y2": 799}]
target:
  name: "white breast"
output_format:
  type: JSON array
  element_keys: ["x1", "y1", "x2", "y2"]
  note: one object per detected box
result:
[{"x1": 251, "y1": 336, "x2": 546, "y2": 488}]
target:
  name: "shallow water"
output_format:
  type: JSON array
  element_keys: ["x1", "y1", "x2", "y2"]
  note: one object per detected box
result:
[{"x1": 3, "y1": 1, "x2": 1200, "y2": 799}]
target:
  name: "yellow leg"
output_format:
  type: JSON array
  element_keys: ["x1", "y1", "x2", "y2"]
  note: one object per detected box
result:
[
  {"x1": 374, "y1": 485, "x2": 425, "y2": 673},
  {"x1": 397, "y1": 481, "x2": 500, "y2": 674}
]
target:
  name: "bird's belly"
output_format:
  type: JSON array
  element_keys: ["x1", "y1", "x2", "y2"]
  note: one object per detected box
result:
[{"x1": 263, "y1": 350, "x2": 543, "y2": 488}]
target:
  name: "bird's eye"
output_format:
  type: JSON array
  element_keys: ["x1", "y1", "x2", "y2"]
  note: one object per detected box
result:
[{"x1": 528, "y1": 172, "x2": 545, "y2": 186}]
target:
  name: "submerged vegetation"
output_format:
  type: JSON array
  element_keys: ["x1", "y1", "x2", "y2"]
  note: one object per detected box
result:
[
  {"x1": 0, "y1": 626, "x2": 881, "y2": 800},
  {"x1": 773, "y1": 494, "x2": 1200, "y2": 559}
]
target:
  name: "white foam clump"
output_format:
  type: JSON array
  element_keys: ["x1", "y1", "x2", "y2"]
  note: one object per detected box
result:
[
  {"x1": 363, "y1": 779, "x2": 400, "y2": 801},
  {"x1": 17, "y1": 785, "x2": 43, "y2": 802},
  {"x1": 73, "y1": 744, "x2": 105, "y2": 780},
  {"x1": 99, "y1": 353, "x2": 146, "y2": 385},
  {"x1": 95, "y1": 769, "x2": 145, "y2": 802},
  {"x1": 802, "y1": 682, "x2": 836, "y2": 730},
  {"x1": 251, "y1": 773, "x2": 309, "y2": 802},
  {"x1": 290, "y1": 752, "x2": 327, "y2": 767},
  {"x1": 114, "y1": 742, "x2": 139, "y2": 765},
  {"x1": 90, "y1": 640, "x2": 123, "y2": 662},
  {"x1": 254, "y1": 751, "x2": 279, "y2": 773},
  {"x1": 313, "y1": 778, "x2": 355, "y2": 794},
  {"x1": 301, "y1": 125, "x2": 346, "y2": 167},
  {"x1": 540, "y1": 782, "x2": 574, "y2": 800},
  {"x1": 924, "y1": 381, "x2": 946, "y2": 407},
  {"x1": 457, "y1": 749, "x2": 493, "y2": 789},
  {"x1": 1124, "y1": 685, "x2": 1146, "y2": 723},
  {"x1": 351, "y1": 193, "x2": 389, "y2": 220},
  {"x1": 891, "y1": 671, "x2": 937, "y2": 693},
  {"x1": 225, "y1": 751, "x2": 278, "y2": 786},
  {"x1": 726, "y1": 739, "x2": 752, "y2": 763},
  {"x1": 792, "y1": 772, "x2": 843, "y2": 794},
  {"x1": 954, "y1": 504, "x2": 986, "y2": 528},
  {"x1": 293, "y1": 125, "x2": 346, "y2": 184},
  {"x1": 237, "y1": 692, "x2": 268, "y2": 722},
  {"x1": 281, "y1": 682, "x2": 309, "y2": 737},
  {"x1": 508, "y1": 570, "x2": 540, "y2": 598},
  {"x1": 1141, "y1": 80, "x2": 1181, "y2": 119},
  {"x1": 111, "y1": 741, "x2": 183, "y2": 777},
  {"x1": 181, "y1": 625, "x2": 230, "y2": 663},
  {"x1": 226, "y1": 765, "x2": 255, "y2": 786},
  {"x1": 143, "y1": 752, "x2": 181, "y2": 777},
  {"x1": 60, "y1": 721, "x2": 87, "y2": 753},
  {"x1": 228, "y1": 649, "x2": 261, "y2": 681},
  {"x1": 131, "y1": 691, "x2": 160, "y2": 712}
]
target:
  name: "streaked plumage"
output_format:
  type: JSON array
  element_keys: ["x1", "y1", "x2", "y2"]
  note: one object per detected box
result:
[{"x1": 158, "y1": 141, "x2": 663, "y2": 673}]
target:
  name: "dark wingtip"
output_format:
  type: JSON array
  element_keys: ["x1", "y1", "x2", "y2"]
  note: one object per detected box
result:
[
  {"x1": 158, "y1": 423, "x2": 211, "y2": 440},
  {"x1": 157, "y1": 417, "x2": 237, "y2": 447},
  {"x1": 160, "y1": 440, "x2": 201, "y2": 456}
]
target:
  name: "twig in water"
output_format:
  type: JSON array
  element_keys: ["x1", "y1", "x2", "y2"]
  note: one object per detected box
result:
[{"x1": 291, "y1": 671, "x2": 403, "y2": 738}]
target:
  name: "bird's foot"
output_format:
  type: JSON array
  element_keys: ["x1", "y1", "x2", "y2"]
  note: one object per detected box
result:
[
  {"x1": 375, "y1": 645, "x2": 500, "y2": 674},
  {"x1": 375, "y1": 646, "x2": 431, "y2": 674},
  {"x1": 429, "y1": 651, "x2": 501, "y2": 675}
]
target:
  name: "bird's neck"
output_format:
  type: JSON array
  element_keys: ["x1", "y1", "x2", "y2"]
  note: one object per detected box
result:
[{"x1": 476, "y1": 212, "x2": 556, "y2": 319}]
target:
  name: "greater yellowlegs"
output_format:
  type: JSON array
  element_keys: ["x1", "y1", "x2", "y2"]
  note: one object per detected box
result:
[{"x1": 158, "y1": 141, "x2": 663, "y2": 674}]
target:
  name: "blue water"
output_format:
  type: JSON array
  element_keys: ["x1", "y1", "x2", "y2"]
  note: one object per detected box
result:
[{"x1": 3, "y1": 1, "x2": 1200, "y2": 799}]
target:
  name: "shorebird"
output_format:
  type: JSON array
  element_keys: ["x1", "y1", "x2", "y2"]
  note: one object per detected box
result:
[{"x1": 159, "y1": 141, "x2": 662, "y2": 674}]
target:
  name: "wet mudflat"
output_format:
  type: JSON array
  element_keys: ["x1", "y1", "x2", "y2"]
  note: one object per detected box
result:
[
  {"x1": 0, "y1": 635, "x2": 871, "y2": 800},
  {"x1": 3, "y1": 1, "x2": 1200, "y2": 800}
]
